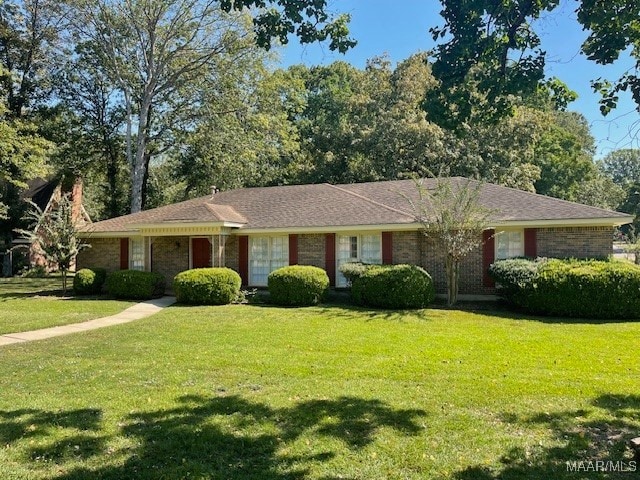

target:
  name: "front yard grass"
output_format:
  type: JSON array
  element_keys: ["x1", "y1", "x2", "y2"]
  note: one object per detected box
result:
[
  {"x1": 0, "y1": 300, "x2": 638, "y2": 479},
  {"x1": 0, "y1": 277, "x2": 134, "y2": 335}
]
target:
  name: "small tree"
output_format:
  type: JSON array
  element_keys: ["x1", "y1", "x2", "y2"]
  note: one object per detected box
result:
[
  {"x1": 15, "y1": 193, "x2": 89, "y2": 294},
  {"x1": 408, "y1": 177, "x2": 494, "y2": 306}
]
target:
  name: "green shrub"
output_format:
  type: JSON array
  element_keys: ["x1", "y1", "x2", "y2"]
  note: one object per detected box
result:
[
  {"x1": 106, "y1": 270, "x2": 166, "y2": 300},
  {"x1": 488, "y1": 258, "x2": 542, "y2": 304},
  {"x1": 73, "y1": 268, "x2": 107, "y2": 295},
  {"x1": 339, "y1": 262, "x2": 377, "y2": 285},
  {"x1": 351, "y1": 264, "x2": 435, "y2": 309},
  {"x1": 268, "y1": 265, "x2": 329, "y2": 306},
  {"x1": 490, "y1": 258, "x2": 640, "y2": 319},
  {"x1": 527, "y1": 259, "x2": 640, "y2": 318},
  {"x1": 173, "y1": 268, "x2": 241, "y2": 305}
]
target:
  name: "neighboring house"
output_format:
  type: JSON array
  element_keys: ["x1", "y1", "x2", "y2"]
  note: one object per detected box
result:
[
  {"x1": 77, "y1": 178, "x2": 632, "y2": 295},
  {"x1": 13, "y1": 177, "x2": 90, "y2": 271}
]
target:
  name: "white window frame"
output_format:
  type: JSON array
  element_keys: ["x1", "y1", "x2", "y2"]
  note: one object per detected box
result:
[
  {"x1": 494, "y1": 228, "x2": 524, "y2": 260},
  {"x1": 336, "y1": 233, "x2": 382, "y2": 287},
  {"x1": 129, "y1": 237, "x2": 145, "y2": 271},
  {"x1": 249, "y1": 235, "x2": 289, "y2": 286},
  {"x1": 189, "y1": 236, "x2": 214, "y2": 269}
]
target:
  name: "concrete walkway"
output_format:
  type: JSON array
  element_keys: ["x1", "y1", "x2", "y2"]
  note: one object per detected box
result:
[{"x1": 0, "y1": 296, "x2": 176, "y2": 347}]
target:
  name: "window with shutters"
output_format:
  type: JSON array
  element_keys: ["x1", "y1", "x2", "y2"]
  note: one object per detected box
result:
[
  {"x1": 336, "y1": 233, "x2": 382, "y2": 287},
  {"x1": 130, "y1": 237, "x2": 145, "y2": 271},
  {"x1": 249, "y1": 236, "x2": 289, "y2": 286},
  {"x1": 495, "y1": 229, "x2": 524, "y2": 260}
]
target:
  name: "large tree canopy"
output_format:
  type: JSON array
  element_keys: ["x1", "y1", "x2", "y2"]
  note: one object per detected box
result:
[
  {"x1": 70, "y1": 0, "x2": 355, "y2": 213},
  {"x1": 429, "y1": 0, "x2": 640, "y2": 126}
]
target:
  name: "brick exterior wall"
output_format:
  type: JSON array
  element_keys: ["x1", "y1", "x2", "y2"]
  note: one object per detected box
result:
[
  {"x1": 537, "y1": 226, "x2": 613, "y2": 259},
  {"x1": 394, "y1": 230, "x2": 497, "y2": 295},
  {"x1": 391, "y1": 231, "x2": 421, "y2": 265},
  {"x1": 78, "y1": 226, "x2": 614, "y2": 296},
  {"x1": 151, "y1": 236, "x2": 189, "y2": 284},
  {"x1": 225, "y1": 235, "x2": 239, "y2": 273},
  {"x1": 76, "y1": 238, "x2": 121, "y2": 272},
  {"x1": 298, "y1": 234, "x2": 326, "y2": 269}
]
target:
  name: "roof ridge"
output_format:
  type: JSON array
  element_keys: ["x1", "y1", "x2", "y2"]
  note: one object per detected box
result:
[{"x1": 325, "y1": 183, "x2": 415, "y2": 219}]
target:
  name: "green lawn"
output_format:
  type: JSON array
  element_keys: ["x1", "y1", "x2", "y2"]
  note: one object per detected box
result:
[
  {"x1": 0, "y1": 299, "x2": 638, "y2": 479},
  {"x1": 0, "y1": 277, "x2": 134, "y2": 335}
]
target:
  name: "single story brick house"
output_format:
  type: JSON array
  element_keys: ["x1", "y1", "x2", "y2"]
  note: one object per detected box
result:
[{"x1": 77, "y1": 177, "x2": 632, "y2": 295}]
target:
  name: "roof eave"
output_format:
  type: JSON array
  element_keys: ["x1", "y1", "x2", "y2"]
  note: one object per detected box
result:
[{"x1": 491, "y1": 216, "x2": 633, "y2": 228}]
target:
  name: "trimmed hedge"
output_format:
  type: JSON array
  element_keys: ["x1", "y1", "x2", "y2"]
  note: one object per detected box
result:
[
  {"x1": 173, "y1": 268, "x2": 241, "y2": 305},
  {"x1": 339, "y1": 262, "x2": 372, "y2": 285},
  {"x1": 73, "y1": 268, "x2": 107, "y2": 295},
  {"x1": 488, "y1": 258, "x2": 541, "y2": 305},
  {"x1": 490, "y1": 258, "x2": 640, "y2": 319},
  {"x1": 351, "y1": 264, "x2": 435, "y2": 309},
  {"x1": 268, "y1": 265, "x2": 329, "y2": 306},
  {"x1": 106, "y1": 270, "x2": 166, "y2": 300}
]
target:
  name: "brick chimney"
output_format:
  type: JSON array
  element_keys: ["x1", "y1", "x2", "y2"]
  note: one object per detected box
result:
[{"x1": 70, "y1": 177, "x2": 85, "y2": 225}]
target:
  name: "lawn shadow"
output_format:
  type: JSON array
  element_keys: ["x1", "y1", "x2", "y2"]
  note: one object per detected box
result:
[
  {"x1": 454, "y1": 394, "x2": 640, "y2": 480},
  {"x1": 0, "y1": 277, "x2": 64, "y2": 299},
  {"x1": 311, "y1": 303, "x2": 438, "y2": 322},
  {"x1": 0, "y1": 407, "x2": 106, "y2": 464},
  {"x1": 45, "y1": 394, "x2": 425, "y2": 480},
  {"x1": 476, "y1": 306, "x2": 640, "y2": 325}
]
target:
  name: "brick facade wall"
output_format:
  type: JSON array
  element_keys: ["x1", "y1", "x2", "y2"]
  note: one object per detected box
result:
[
  {"x1": 151, "y1": 236, "x2": 189, "y2": 283},
  {"x1": 76, "y1": 238, "x2": 121, "y2": 272},
  {"x1": 225, "y1": 235, "x2": 239, "y2": 273},
  {"x1": 391, "y1": 231, "x2": 421, "y2": 265},
  {"x1": 298, "y1": 234, "x2": 326, "y2": 269},
  {"x1": 395, "y1": 230, "x2": 497, "y2": 295},
  {"x1": 537, "y1": 226, "x2": 613, "y2": 259},
  {"x1": 78, "y1": 226, "x2": 614, "y2": 296}
]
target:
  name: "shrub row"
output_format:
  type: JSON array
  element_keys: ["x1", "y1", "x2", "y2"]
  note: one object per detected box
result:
[
  {"x1": 78, "y1": 261, "x2": 435, "y2": 310},
  {"x1": 344, "y1": 262, "x2": 435, "y2": 309},
  {"x1": 489, "y1": 258, "x2": 640, "y2": 319}
]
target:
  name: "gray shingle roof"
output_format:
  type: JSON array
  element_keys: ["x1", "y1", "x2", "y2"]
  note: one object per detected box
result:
[{"x1": 84, "y1": 177, "x2": 631, "y2": 234}]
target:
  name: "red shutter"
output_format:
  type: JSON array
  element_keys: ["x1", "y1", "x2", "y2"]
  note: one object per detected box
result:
[
  {"x1": 382, "y1": 232, "x2": 393, "y2": 265},
  {"x1": 482, "y1": 229, "x2": 495, "y2": 287},
  {"x1": 238, "y1": 236, "x2": 249, "y2": 285},
  {"x1": 289, "y1": 234, "x2": 298, "y2": 265},
  {"x1": 524, "y1": 228, "x2": 537, "y2": 258},
  {"x1": 325, "y1": 233, "x2": 336, "y2": 287},
  {"x1": 119, "y1": 238, "x2": 129, "y2": 270}
]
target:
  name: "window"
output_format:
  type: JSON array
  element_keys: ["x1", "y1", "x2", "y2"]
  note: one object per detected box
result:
[
  {"x1": 130, "y1": 237, "x2": 145, "y2": 271},
  {"x1": 249, "y1": 236, "x2": 289, "y2": 286},
  {"x1": 336, "y1": 233, "x2": 382, "y2": 287},
  {"x1": 495, "y1": 230, "x2": 524, "y2": 260}
]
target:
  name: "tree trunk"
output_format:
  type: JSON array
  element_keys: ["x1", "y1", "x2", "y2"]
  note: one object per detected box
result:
[
  {"x1": 104, "y1": 134, "x2": 120, "y2": 218},
  {"x1": 61, "y1": 268, "x2": 67, "y2": 296},
  {"x1": 141, "y1": 150, "x2": 151, "y2": 210},
  {"x1": 130, "y1": 94, "x2": 152, "y2": 213},
  {"x1": 445, "y1": 254, "x2": 460, "y2": 306}
]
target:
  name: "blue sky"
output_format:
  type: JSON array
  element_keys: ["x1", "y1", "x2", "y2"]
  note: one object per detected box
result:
[{"x1": 278, "y1": 0, "x2": 639, "y2": 158}]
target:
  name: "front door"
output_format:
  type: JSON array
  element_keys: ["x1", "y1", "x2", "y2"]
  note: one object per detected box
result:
[{"x1": 191, "y1": 238, "x2": 212, "y2": 268}]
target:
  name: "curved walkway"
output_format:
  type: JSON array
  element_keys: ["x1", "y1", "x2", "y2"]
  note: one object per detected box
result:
[{"x1": 0, "y1": 296, "x2": 176, "y2": 347}]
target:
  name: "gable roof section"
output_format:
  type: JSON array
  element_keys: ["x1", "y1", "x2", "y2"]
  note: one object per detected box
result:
[
  {"x1": 339, "y1": 178, "x2": 631, "y2": 223},
  {"x1": 85, "y1": 196, "x2": 247, "y2": 233},
  {"x1": 83, "y1": 177, "x2": 631, "y2": 235}
]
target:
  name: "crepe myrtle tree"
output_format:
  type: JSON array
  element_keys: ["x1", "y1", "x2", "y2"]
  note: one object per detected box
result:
[
  {"x1": 408, "y1": 177, "x2": 494, "y2": 306},
  {"x1": 15, "y1": 193, "x2": 89, "y2": 294}
]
